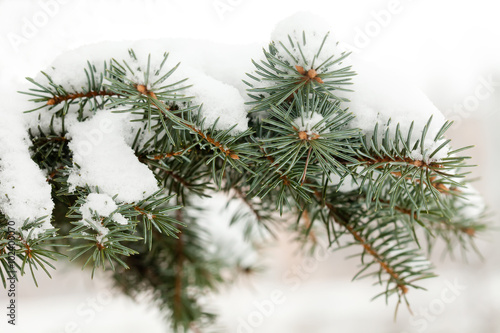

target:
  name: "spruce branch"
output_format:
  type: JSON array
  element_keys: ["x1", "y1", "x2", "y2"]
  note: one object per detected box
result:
[
  {"x1": 46, "y1": 90, "x2": 117, "y2": 106},
  {"x1": 0, "y1": 217, "x2": 65, "y2": 287},
  {"x1": 229, "y1": 186, "x2": 278, "y2": 238},
  {"x1": 7, "y1": 27, "x2": 489, "y2": 332},
  {"x1": 62, "y1": 186, "x2": 183, "y2": 276},
  {"x1": 21, "y1": 60, "x2": 114, "y2": 117},
  {"x1": 349, "y1": 118, "x2": 473, "y2": 216},
  {"x1": 312, "y1": 190, "x2": 435, "y2": 302},
  {"x1": 102, "y1": 51, "x2": 257, "y2": 187},
  {"x1": 244, "y1": 32, "x2": 355, "y2": 112}
]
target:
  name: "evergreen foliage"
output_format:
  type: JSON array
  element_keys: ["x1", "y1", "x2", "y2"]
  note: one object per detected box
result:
[{"x1": 0, "y1": 29, "x2": 487, "y2": 331}]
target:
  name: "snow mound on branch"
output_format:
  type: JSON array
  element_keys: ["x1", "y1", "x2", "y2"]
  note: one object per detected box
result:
[
  {"x1": 271, "y1": 12, "x2": 348, "y2": 71},
  {"x1": 6, "y1": 37, "x2": 255, "y2": 239},
  {"x1": 0, "y1": 111, "x2": 54, "y2": 239},
  {"x1": 337, "y1": 58, "x2": 449, "y2": 161},
  {"x1": 182, "y1": 67, "x2": 249, "y2": 133},
  {"x1": 293, "y1": 112, "x2": 329, "y2": 134},
  {"x1": 0, "y1": 15, "x2": 469, "y2": 240},
  {"x1": 272, "y1": 13, "x2": 449, "y2": 162},
  {"x1": 30, "y1": 40, "x2": 249, "y2": 134},
  {"x1": 80, "y1": 193, "x2": 128, "y2": 244},
  {"x1": 67, "y1": 110, "x2": 159, "y2": 203}
]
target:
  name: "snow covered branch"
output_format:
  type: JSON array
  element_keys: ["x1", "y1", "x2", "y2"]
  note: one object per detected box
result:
[{"x1": 0, "y1": 11, "x2": 488, "y2": 332}]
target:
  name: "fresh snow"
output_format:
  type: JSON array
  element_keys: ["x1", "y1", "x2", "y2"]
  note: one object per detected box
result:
[
  {"x1": 293, "y1": 112, "x2": 328, "y2": 134},
  {"x1": 455, "y1": 184, "x2": 485, "y2": 220},
  {"x1": 336, "y1": 57, "x2": 449, "y2": 162},
  {"x1": 0, "y1": 12, "x2": 481, "y2": 240},
  {"x1": 29, "y1": 40, "x2": 250, "y2": 134},
  {"x1": 270, "y1": 12, "x2": 349, "y2": 74},
  {"x1": 79, "y1": 193, "x2": 128, "y2": 244},
  {"x1": 67, "y1": 110, "x2": 159, "y2": 203},
  {"x1": 195, "y1": 193, "x2": 262, "y2": 268},
  {"x1": 0, "y1": 110, "x2": 54, "y2": 239},
  {"x1": 271, "y1": 12, "x2": 449, "y2": 162}
]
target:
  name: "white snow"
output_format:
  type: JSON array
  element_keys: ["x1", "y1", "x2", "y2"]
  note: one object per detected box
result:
[
  {"x1": 266, "y1": 13, "x2": 449, "y2": 162},
  {"x1": 66, "y1": 110, "x2": 159, "y2": 203},
  {"x1": 182, "y1": 66, "x2": 249, "y2": 133},
  {"x1": 271, "y1": 12, "x2": 349, "y2": 73},
  {"x1": 112, "y1": 213, "x2": 129, "y2": 226},
  {"x1": 0, "y1": 110, "x2": 54, "y2": 239},
  {"x1": 195, "y1": 193, "x2": 263, "y2": 268},
  {"x1": 0, "y1": 3, "x2": 495, "y2": 332},
  {"x1": 455, "y1": 184, "x2": 485, "y2": 219},
  {"x1": 0, "y1": 12, "x2": 470, "y2": 240},
  {"x1": 293, "y1": 112, "x2": 328, "y2": 134},
  {"x1": 28, "y1": 40, "x2": 250, "y2": 135},
  {"x1": 79, "y1": 193, "x2": 128, "y2": 243},
  {"x1": 0, "y1": 11, "x2": 477, "y2": 243},
  {"x1": 329, "y1": 174, "x2": 360, "y2": 192},
  {"x1": 336, "y1": 57, "x2": 450, "y2": 162}
]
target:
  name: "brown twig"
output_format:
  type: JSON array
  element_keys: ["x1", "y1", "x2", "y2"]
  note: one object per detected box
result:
[
  {"x1": 461, "y1": 227, "x2": 476, "y2": 236},
  {"x1": 46, "y1": 90, "x2": 117, "y2": 106},
  {"x1": 152, "y1": 148, "x2": 191, "y2": 160},
  {"x1": 360, "y1": 156, "x2": 438, "y2": 168},
  {"x1": 300, "y1": 146, "x2": 313, "y2": 186},
  {"x1": 24, "y1": 242, "x2": 33, "y2": 259},
  {"x1": 136, "y1": 84, "x2": 240, "y2": 160},
  {"x1": 284, "y1": 66, "x2": 324, "y2": 103},
  {"x1": 317, "y1": 192, "x2": 408, "y2": 294},
  {"x1": 234, "y1": 187, "x2": 262, "y2": 222},
  {"x1": 258, "y1": 146, "x2": 291, "y2": 186},
  {"x1": 133, "y1": 206, "x2": 156, "y2": 219},
  {"x1": 340, "y1": 216, "x2": 409, "y2": 294},
  {"x1": 359, "y1": 156, "x2": 452, "y2": 193},
  {"x1": 297, "y1": 129, "x2": 320, "y2": 141},
  {"x1": 302, "y1": 209, "x2": 317, "y2": 244},
  {"x1": 162, "y1": 170, "x2": 191, "y2": 188}
]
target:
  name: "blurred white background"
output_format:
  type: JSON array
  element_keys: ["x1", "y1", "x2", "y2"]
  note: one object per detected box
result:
[{"x1": 0, "y1": 0, "x2": 499, "y2": 332}]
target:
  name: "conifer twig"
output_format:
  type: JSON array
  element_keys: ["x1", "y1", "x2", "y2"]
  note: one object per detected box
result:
[
  {"x1": 136, "y1": 84, "x2": 240, "y2": 159},
  {"x1": 46, "y1": 90, "x2": 117, "y2": 105},
  {"x1": 323, "y1": 200, "x2": 409, "y2": 294}
]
